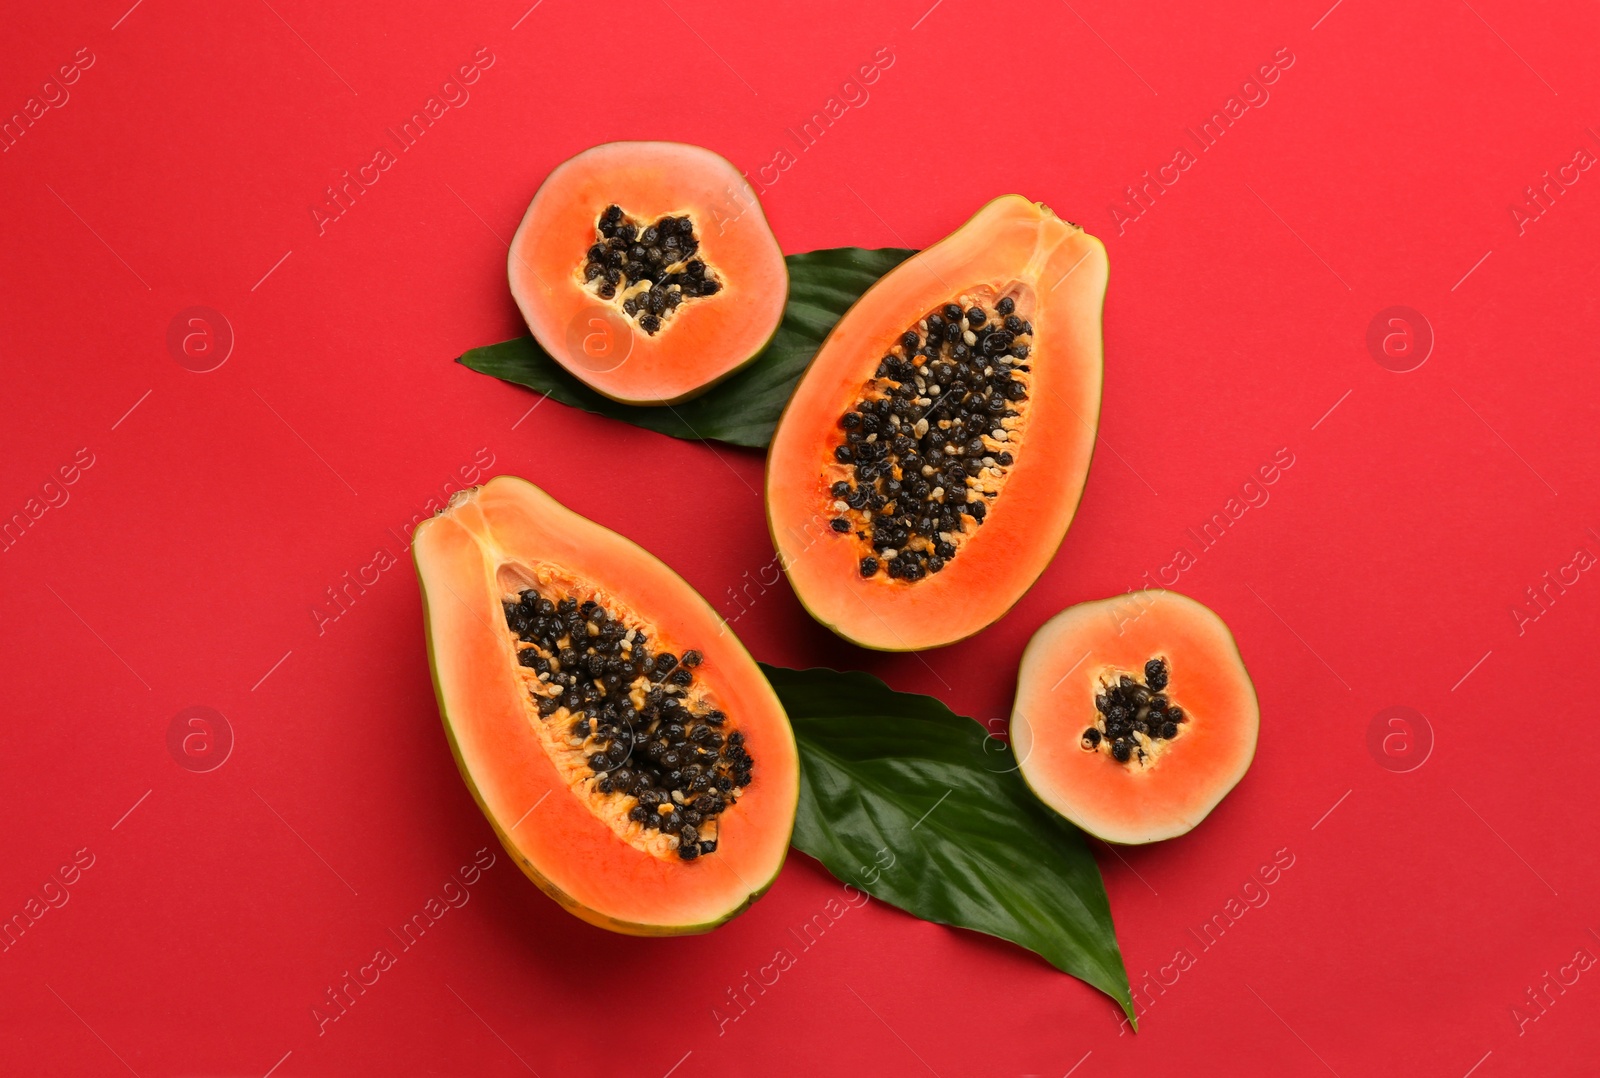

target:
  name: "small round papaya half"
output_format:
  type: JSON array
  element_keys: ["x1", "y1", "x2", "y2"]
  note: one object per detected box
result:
[
  {"x1": 508, "y1": 141, "x2": 787, "y2": 405},
  {"x1": 413, "y1": 476, "x2": 798, "y2": 934},
  {"x1": 1012, "y1": 590, "x2": 1259, "y2": 844},
  {"x1": 766, "y1": 195, "x2": 1107, "y2": 650}
]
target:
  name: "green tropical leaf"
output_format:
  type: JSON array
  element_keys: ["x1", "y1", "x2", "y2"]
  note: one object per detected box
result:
[
  {"x1": 457, "y1": 247, "x2": 914, "y2": 449},
  {"x1": 764, "y1": 664, "x2": 1135, "y2": 1024}
]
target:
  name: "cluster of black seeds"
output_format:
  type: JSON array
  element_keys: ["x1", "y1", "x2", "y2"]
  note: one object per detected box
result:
[
  {"x1": 828, "y1": 296, "x2": 1032, "y2": 581},
  {"x1": 1082, "y1": 657, "x2": 1186, "y2": 764},
  {"x1": 503, "y1": 589, "x2": 754, "y2": 859},
  {"x1": 581, "y1": 205, "x2": 722, "y2": 334}
]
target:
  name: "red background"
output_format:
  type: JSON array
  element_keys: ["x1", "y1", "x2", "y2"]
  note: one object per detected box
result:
[{"x1": 3, "y1": 1, "x2": 1598, "y2": 1074}]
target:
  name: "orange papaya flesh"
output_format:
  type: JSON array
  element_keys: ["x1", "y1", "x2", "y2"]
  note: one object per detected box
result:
[
  {"x1": 1012, "y1": 591, "x2": 1259, "y2": 844},
  {"x1": 509, "y1": 141, "x2": 787, "y2": 405},
  {"x1": 413, "y1": 476, "x2": 798, "y2": 934},
  {"x1": 766, "y1": 195, "x2": 1106, "y2": 651}
]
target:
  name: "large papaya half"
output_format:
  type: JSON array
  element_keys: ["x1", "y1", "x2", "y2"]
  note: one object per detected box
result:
[
  {"x1": 1012, "y1": 590, "x2": 1259, "y2": 844},
  {"x1": 765, "y1": 196, "x2": 1107, "y2": 650},
  {"x1": 413, "y1": 476, "x2": 798, "y2": 934},
  {"x1": 508, "y1": 141, "x2": 788, "y2": 405}
]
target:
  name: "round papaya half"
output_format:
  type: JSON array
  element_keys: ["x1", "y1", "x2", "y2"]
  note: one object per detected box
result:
[
  {"x1": 508, "y1": 141, "x2": 788, "y2": 405},
  {"x1": 1011, "y1": 590, "x2": 1259, "y2": 844},
  {"x1": 412, "y1": 475, "x2": 798, "y2": 934},
  {"x1": 765, "y1": 195, "x2": 1107, "y2": 651}
]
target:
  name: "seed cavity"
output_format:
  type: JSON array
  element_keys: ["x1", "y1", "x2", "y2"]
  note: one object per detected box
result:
[
  {"x1": 825, "y1": 295, "x2": 1032, "y2": 581},
  {"x1": 503, "y1": 588, "x2": 750, "y2": 860},
  {"x1": 582, "y1": 205, "x2": 722, "y2": 336},
  {"x1": 1081, "y1": 656, "x2": 1187, "y2": 766}
]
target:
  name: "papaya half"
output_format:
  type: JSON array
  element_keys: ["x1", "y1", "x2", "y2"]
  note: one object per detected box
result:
[
  {"x1": 413, "y1": 476, "x2": 798, "y2": 934},
  {"x1": 1011, "y1": 590, "x2": 1259, "y2": 844},
  {"x1": 508, "y1": 141, "x2": 788, "y2": 405},
  {"x1": 765, "y1": 195, "x2": 1107, "y2": 651}
]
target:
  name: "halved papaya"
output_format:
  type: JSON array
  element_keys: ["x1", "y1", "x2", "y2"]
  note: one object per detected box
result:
[
  {"x1": 1011, "y1": 591, "x2": 1259, "y2": 844},
  {"x1": 412, "y1": 476, "x2": 798, "y2": 934},
  {"x1": 765, "y1": 196, "x2": 1106, "y2": 651},
  {"x1": 508, "y1": 141, "x2": 788, "y2": 405}
]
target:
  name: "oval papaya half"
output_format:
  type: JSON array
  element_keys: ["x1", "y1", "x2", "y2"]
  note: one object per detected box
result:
[
  {"x1": 413, "y1": 476, "x2": 798, "y2": 934},
  {"x1": 509, "y1": 141, "x2": 788, "y2": 405},
  {"x1": 1012, "y1": 590, "x2": 1259, "y2": 844},
  {"x1": 766, "y1": 195, "x2": 1107, "y2": 651}
]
